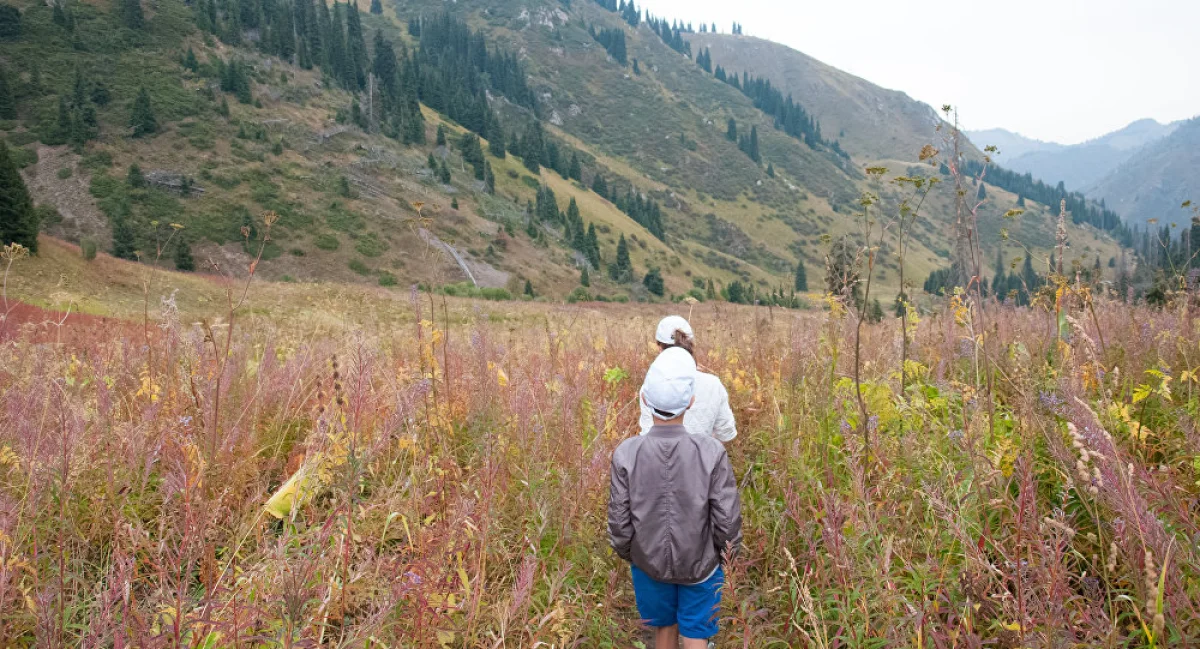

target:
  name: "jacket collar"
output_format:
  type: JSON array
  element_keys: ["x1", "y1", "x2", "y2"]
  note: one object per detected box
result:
[{"x1": 648, "y1": 424, "x2": 688, "y2": 438}]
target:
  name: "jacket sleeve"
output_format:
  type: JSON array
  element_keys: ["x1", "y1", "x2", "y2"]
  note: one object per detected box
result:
[
  {"x1": 709, "y1": 449, "x2": 743, "y2": 558},
  {"x1": 608, "y1": 451, "x2": 634, "y2": 561},
  {"x1": 711, "y1": 383, "x2": 738, "y2": 443}
]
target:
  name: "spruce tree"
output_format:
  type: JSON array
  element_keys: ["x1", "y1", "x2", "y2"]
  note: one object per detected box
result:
[
  {"x1": 111, "y1": 216, "x2": 137, "y2": 259},
  {"x1": 174, "y1": 239, "x2": 196, "y2": 271},
  {"x1": 794, "y1": 260, "x2": 807, "y2": 291},
  {"x1": 523, "y1": 279, "x2": 534, "y2": 297},
  {"x1": 766, "y1": 162, "x2": 775, "y2": 178},
  {"x1": 484, "y1": 162, "x2": 495, "y2": 194},
  {"x1": 726, "y1": 117, "x2": 737, "y2": 142},
  {"x1": 568, "y1": 154, "x2": 582, "y2": 182},
  {"x1": 130, "y1": 87, "x2": 157, "y2": 137},
  {"x1": 610, "y1": 233, "x2": 631, "y2": 282},
  {"x1": 438, "y1": 159, "x2": 451, "y2": 184},
  {"x1": 489, "y1": 126, "x2": 506, "y2": 158},
  {"x1": 580, "y1": 265, "x2": 590, "y2": 287},
  {"x1": 369, "y1": 0, "x2": 381, "y2": 14},
  {"x1": 345, "y1": 1, "x2": 367, "y2": 89},
  {"x1": 118, "y1": 0, "x2": 144, "y2": 29},
  {"x1": 0, "y1": 67, "x2": 13, "y2": 120},
  {"x1": 585, "y1": 223, "x2": 600, "y2": 268},
  {"x1": 0, "y1": 143, "x2": 37, "y2": 252},
  {"x1": 127, "y1": 163, "x2": 145, "y2": 188},
  {"x1": 436, "y1": 124, "x2": 446, "y2": 147}
]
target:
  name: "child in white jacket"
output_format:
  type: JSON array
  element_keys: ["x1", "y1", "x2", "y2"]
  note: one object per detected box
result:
[{"x1": 638, "y1": 316, "x2": 737, "y2": 443}]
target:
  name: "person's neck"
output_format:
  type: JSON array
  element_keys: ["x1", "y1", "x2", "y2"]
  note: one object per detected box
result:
[{"x1": 655, "y1": 415, "x2": 686, "y2": 427}]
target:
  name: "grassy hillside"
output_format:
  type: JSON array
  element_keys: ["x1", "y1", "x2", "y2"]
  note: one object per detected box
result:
[
  {"x1": 1, "y1": 0, "x2": 1124, "y2": 303},
  {"x1": 686, "y1": 32, "x2": 952, "y2": 163}
]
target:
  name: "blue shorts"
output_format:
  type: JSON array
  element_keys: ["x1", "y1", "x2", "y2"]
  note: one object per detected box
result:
[{"x1": 631, "y1": 564, "x2": 724, "y2": 639}]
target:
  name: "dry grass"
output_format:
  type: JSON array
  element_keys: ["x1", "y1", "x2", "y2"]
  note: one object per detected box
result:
[{"x1": 1, "y1": 240, "x2": 1199, "y2": 648}]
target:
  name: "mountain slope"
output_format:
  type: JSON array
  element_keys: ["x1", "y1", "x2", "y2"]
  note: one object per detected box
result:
[
  {"x1": 967, "y1": 128, "x2": 1061, "y2": 161},
  {"x1": 0, "y1": 0, "x2": 1124, "y2": 304},
  {"x1": 1087, "y1": 117, "x2": 1200, "y2": 228},
  {"x1": 685, "y1": 32, "x2": 949, "y2": 162},
  {"x1": 971, "y1": 119, "x2": 1180, "y2": 192}
]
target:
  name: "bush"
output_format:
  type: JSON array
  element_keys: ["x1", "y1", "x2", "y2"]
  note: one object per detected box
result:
[
  {"x1": 354, "y1": 232, "x2": 387, "y2": 258},
  {"x1": 6, "y1": 131, "x2": 37, "y2": 147},
  {"x1": 378, "y1": 272, "x2": 398, "y2": 287},
  {"x1": 9, "y1": 146, "x2": 34, "y2": 168},
  {"x1": 438, "y1": 282, "x2": 513, "y2": 301},
  {"x1": 349, "y1": 259, "x2": 370, "y2": 275},
  {"x1": 57, "y1": 167, "x2": 73, "y2": 180},
  {"x1": 0, "y1": 4, "x2": 19, "y2": 39},
  {"x1": 33, "y1": 204, "x2": 61, "y2": 227},
  {"x1": 89, "y1": 174, "x2": 123, "y2": 199},
  {"x1": 566, "y1": 287, "x2": 592, "y2": 303},
  {"x1": 81, "y1": 150, "x2": 114, "y2": 171},
  {"x1": 313, "y1": 233, "x2": 340, "y2": 251},
  {"x1": 81, "y1": 238, "x2": 97, "y2": 261}
]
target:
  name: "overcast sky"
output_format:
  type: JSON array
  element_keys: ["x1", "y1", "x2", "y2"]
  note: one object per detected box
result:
[{"x1": 635, "y1": 0, "x2": 1200, "y2": 145}]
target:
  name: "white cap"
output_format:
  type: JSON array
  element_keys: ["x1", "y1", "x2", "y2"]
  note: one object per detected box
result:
[
  {"x1": 655, "y1": 315, "x2": 694, "y2": 345},
  {"x1": 641, "y1": 347, "x2": 697, "y2": 420}
]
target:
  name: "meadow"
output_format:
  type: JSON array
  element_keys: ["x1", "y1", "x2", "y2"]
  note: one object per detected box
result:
[{"x1": 1, "y1": 240, "x2": 1199, "y2": 648}]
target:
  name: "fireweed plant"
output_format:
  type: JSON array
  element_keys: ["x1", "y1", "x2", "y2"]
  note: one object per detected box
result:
[{"x1": 1, "y1": 211, "x2": 1200, "y2": 648}]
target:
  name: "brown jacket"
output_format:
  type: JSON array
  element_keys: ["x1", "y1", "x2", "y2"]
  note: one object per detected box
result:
[{"x1": 607, "y1": 424, "x2": 743, "y2": 585}]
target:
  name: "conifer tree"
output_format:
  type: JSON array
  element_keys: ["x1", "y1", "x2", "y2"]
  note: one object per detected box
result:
[
  {"x1": 174, "y1": 239, "x2": 196, "y2": 271},
  {"x1": 484, "y1": 161, "x2": 495, "y2": 194},
  {"x1": 523, "y1": 279, "x2": 534, "y2": 297},
  {"x1": 369, "y1": 0, "x2": 381, "y2": 14},
  {"x1": 580, "y1": 265, "x2": 590, "y2": 287},
  {"x1": 127, "y1": 163, "x2": 145, "y2": 188},
  {"x1": 130, "y1": 87, "x2": 157, "y2": 137},
  {"x1": 118, "y1": 0, "x2": 144, "y2": 29},
  {"x1": 0, "y1": 143, "x2": 38, "y2": 252},
  {"x1": 436, "y1": 124, "x2": 446, "y2": 147},
  {"x1": 643, "y1": 267, "x2": 664, "y2": 296},
  {"x1": 585, "y1": 223, "x2": 600, "y2": 268},
  {"x1": 184, "y1": 47, "x2": 199, "y2": 72},
  {"x1": 726, "y1": 117, "x2": 737, "y2": 142},
  {"x1": 345, "y1": 1, "x2": 367, "y2": 89},
  {"x1": 609, "y1": 233, "x2": 631, "y2": 282},
  {"x1": 568, "y1": 154, "x2": 582, "y2": 182},
  {"x1": 0, "y1": 67, "x2": 14, "y2": 120},
  {"x1": 111, "y1": 216, "x2": 137, "y2": 260},
  {"x1": 794, "y1": 259, "x2": 807, "y2": 291},
  {"x1": 489, "y1": 126, "x2": 506, "y2": 158},
  {"x1": 438, "y1": 159, "x2": 451, "y2": 184},
  {"x1": 766, "y1": 162, "x2": 775, "y2": 178}
]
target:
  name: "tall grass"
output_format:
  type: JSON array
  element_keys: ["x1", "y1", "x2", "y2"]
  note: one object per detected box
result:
[{"x1": 0, "y1": 273, "x2": 1199, "y2": 646}]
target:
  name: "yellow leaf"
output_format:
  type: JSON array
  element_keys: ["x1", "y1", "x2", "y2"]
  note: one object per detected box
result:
[
  {"x1": 497, "y1": 367, "x2": 509, "y2": 388},
  {"x1": 436, "y1": 631, "x2": 455, "y2": 648}
]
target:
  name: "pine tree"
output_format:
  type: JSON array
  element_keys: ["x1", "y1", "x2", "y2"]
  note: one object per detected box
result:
[
  {"x1": 436, "y1": 124, "x2": 446, "y2": 147},
  {"x1": 580, "y1": 265, "x2": 590, "y2": 287},
  {"x1": 610, "y1": 233, "x2": 631, "y2": 282},
  {"x1": 127, "y1": 163, "x2": 145, "y2": 188},
  {"x1": 523, "y1": 279, "x2": 534, "y2": 297},
  {"x1": 130, "y1": 87, "x2": 157, "y2": 137},
  {"x1": 184, "y1": 47, "x2": 199, "y2": 72},
  {"x1": 111, "y1": 216, "x2": 137, "y2": 260},
  {"x1": 174, "y1": 239, "x2": 196, "y2": 271},
  {"x1": 489, "y1": 126, "x2": 506, "y2": 158},
  {"x1": 118, "y1": 0, "x2": 144, "y2": 29},
  {"x1": 438, "y1": 159, "x2": 451, "y2": 184},
  {"x1": 794, "y1": 260, "x2": 807, "y2": 291},
  {"x1": 568, "y1": 154, "x2": 582, "y2": 182},
  {"x1": 748, "y1": 125, "x2": 760, "y2": 162},
  {"x1": 766, "y1": 162, "x2": 775, "y2": 178},
  {"x1": 868, "y1": 299, "x2": 884, "y2": 323},
  {"x1": 451, "y1": 197, "x2": 458, "y2": 210},
  {"x1": 484, "y1": 162, "x2": 495, "y2": 194},
  {"x1": 0, "y1": 143, "x2": 38, "y2": 252},
  {"x1": 0, "y1": 67, "x2": 14, "y2": 120},
  {"x1": 726, "y1": 117, "x2": 737, "y2": 142},
  {"x1": 585, "y1": 223, "x2": 600, "y2": 268},
  {"x1": 369, "y1": 0, "x2": 381, "y2": 14}
]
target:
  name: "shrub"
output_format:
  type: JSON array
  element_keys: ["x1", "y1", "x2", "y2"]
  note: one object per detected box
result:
[
  {"x1": 354, "y1": 232, "x2": 387, "y2": 258},
  {"x1": 81, "y1": 150, "x2": 114, "y2": 171},
  {"x1": 349, "y1": 259, "x2": 370, "y2": 275},
  {"x1": 314, "y1": 233, "x2": 340, "y2": 251},
  {"x1": 378, "y1": 272, "x2": 398, "y2": 287},
  {"x1": 80, "y1": 238, "x2": 97, "y2": 261},
  {"x1": 57, "y1": 167, "x2": 73, "y2": 180}
]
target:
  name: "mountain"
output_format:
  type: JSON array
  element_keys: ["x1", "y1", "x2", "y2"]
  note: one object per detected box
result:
[
  {"x1": 970, "y1": 119, "x2": 1181, "y2": 193},
  {"x1": 1087, "y1": 117, "x2": 1200, "y2": 228},
  {"x1": 966, "y1": 128, "x2": 1061, "y2": 161},
  {"x1": 686, "y1": 33, "x2": 950, "y2": 163},
  {"x1": 1, "y1": 0, "x2": 1123, "y2": 304}
]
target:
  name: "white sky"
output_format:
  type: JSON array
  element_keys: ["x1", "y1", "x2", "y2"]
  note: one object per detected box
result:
[{"x1": 635, "y1": 0, "x2": 1200, "y2": 145}]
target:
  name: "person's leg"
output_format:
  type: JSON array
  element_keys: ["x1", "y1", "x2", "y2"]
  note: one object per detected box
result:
[
  {"x1": 676, "y1": 566, "x2": 725, "y2": 645},
  {"x1": 654, "y1": 624, "x2": 680, "y2": 649},
  {"x1": 631, "y1": 565, "x2": 680, "y2": 644}
]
